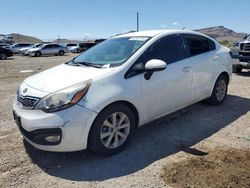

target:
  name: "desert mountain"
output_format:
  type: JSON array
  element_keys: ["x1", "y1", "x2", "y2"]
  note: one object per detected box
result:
[
  {"x1": 196, "y1": 26, "x2": 246, "y2": 43},
  {"x1": 9, "y1": 33, "x2": 43, "y2": 44}
]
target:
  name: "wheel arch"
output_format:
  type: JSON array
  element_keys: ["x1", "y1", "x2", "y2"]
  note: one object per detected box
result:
[
  {"x1": 86, "y1": 100, "x2": 140, "y2": 151},
  {"x1": 95, "y1": 100, "x2": 140, "y2": 129},
  {"x1": 220, "y1": 71, "x2": 230, "y2": 84},
  {"x1": 209, "y1": 71, "x2": 230, "y2": 96}
]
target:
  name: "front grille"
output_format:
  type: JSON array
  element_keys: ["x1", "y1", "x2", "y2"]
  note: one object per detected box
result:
[
  {"x1": 245, "y1": 43, "x2": 250, "y2": 51},
  {"x1": 240, "y1": 43, "x2": 244, "y2": 51},
  {"x1": 17, "y1": 94, "x2": 40, "y2": 109},
  {"x1": 240, "y1": 43, "x2": 250, "y2": 52}
]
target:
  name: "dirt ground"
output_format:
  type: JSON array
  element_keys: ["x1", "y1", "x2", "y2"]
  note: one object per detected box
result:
[{"x1": 0, "y1": 55, "x2": 249, "y2": 188}]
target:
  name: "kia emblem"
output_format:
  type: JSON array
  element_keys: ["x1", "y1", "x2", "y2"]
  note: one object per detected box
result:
[{"x1": 23, "y1": 88, "x2": 28, "y2": 93}]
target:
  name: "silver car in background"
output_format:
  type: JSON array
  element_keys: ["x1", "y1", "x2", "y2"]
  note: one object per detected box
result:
[
  {"x1": 19, "y1": 43, "x2": 44, "y2": 56},
  {"x1": 27, "y1": 43, "x2": 69, "y2": 57},
  {"x1": 8, "y1": 43, "x2": 33, "y2": 53}
]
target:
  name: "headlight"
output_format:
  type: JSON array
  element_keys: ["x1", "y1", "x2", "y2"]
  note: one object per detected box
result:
[{"x1": 35, "y1": 80, "x2": 91, "y2": 112}]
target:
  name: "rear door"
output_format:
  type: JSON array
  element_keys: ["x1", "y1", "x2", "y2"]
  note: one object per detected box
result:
[
  {"x1": 139, "y1": 34, "x2": 194, "y2": 123},
  {"x1": 52, "y1": 44, "x2": 60, "y2": 54},
  {"x1": 183, "y1": 34, "x2": 217, "y2": 100}
]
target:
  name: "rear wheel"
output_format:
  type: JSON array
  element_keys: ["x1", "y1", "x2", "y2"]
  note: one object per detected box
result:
[
  {"x1": 88, "y1": 103, "x2": 136, "y2": 155},
  {"x1": 35, "y1": 51, "x2": 41, "y2": 57},
  {"x1": 206, "y1": 75, "x2": 228, "y2": 105},
  {"x1": 0, "y1": 53, "x2": 7, "y2": 60},
  {"x1": 58, "y1": 50, "x2": 65, "y2": 56}
]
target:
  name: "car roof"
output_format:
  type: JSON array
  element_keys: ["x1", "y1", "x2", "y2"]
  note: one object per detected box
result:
[{"x1": 114, "y1": 29, "x2": 211, "y2": 39}]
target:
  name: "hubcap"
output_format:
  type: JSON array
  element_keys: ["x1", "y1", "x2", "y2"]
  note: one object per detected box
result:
[
  {"x1": 100, "y1": 112, "x2": 130, "y2": 149},
  {"x1": 216, "y1": 79, "x2": 226, "y2": 101}
]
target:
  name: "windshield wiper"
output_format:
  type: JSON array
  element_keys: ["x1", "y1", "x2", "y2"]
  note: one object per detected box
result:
[{"x1": 74, "y1": 61, "x2": 104, "y2": 68}]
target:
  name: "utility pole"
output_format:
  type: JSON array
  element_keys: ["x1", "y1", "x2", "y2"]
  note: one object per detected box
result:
[{"x1": 137, "y1": 12, "x2": 139, "y2": 32}]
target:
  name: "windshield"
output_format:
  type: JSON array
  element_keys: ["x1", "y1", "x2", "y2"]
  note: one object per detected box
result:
[
  {"x1": 72, "y1": 37, "x2": 150, "y2": 66},
  {"x1": 247, "y1": 36, "x2": 250, "y2": 41},
  {"x1": 33, "y1": 43, "x2": 42, "y2": 48}
]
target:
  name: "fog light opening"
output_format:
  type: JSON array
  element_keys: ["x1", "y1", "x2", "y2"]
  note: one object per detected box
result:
[{"x1": 45, "y1": 135, "x2": 60, "y2": 143}]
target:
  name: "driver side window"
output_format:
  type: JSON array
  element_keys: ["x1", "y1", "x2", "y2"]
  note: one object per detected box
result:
[{"x1": 125, "y1": 35, "x2": 185, "y2": 78}]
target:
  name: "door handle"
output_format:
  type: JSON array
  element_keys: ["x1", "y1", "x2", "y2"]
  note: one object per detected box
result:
[{"x1": 182, "y1": 66, "x2": 192, "y2": 73}]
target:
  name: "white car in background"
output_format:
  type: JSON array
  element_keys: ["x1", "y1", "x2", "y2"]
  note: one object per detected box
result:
[
  {"x1": 64, "y1": 43, "x2": 78, "y2": 52},
  {"x1": 13, "y1": 30, "x2": 232, "y2": 155}
]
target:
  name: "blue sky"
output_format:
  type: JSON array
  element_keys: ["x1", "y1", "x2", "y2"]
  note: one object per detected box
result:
[{"x1": 0, "y1": 0, "x2": 249, "y2": 40}]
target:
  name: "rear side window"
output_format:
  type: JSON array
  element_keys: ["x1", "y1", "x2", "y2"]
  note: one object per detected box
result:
[
  {"x1": 184, "y1": 35, "x2": 216, "y2": 56},
  {"x1": 20, "y1": 43, "x2": 31, "y2": 47},
  {"x1": 139, "y1": 35, "x2": 184, "y2": 64}
]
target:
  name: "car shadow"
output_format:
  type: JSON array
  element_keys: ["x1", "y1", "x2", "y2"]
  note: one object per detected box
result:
[{"x1": 24, "y1": 94, "x2": 250, "y2": 181}]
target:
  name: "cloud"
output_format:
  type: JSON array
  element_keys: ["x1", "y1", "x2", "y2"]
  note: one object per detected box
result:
[
  {"x1": 172, "y1": 22, "x2": 179, "y2": 26},
  {"x1": 160, "y1": 24, "x2": 167, "y2": 28}
]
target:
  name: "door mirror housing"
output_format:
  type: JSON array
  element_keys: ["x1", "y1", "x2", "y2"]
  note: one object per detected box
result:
[
  {"x1": 144, "y1": 59, "x2": 167, "y2": 80},
  {"x1": 145, "y1": 59, "x2": 167, "y2": 71}
]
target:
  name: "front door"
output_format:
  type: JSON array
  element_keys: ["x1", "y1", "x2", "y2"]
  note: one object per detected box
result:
[{"x1": 140, "y1": 35, "x2": 193, "y2": 123}]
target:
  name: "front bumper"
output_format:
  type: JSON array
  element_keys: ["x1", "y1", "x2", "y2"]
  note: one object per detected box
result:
[{"x1": 13, "y1": 100, "x2": 97, "y2": 152}]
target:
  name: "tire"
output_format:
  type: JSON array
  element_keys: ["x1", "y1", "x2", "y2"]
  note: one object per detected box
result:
[
  {"x1": 0, "y1": 53, "x2": 7, "y2": 60},
  {"x1": 58, "y1": 50, "x2": 65, "y2": 56},
  {"x1": 88, "y1": 103, "x2": 136, "y2": 155},
  {"x1": 233, "y1": 66, "x2": 242, "y2": 73},
  {"x1": 35, "y1": 51, "x2": 41, "y2": 57},
  {"x1": 77, "y1": 49, "x2": 80, "y2": 53},
  {"x1": 206, "y1": 75, "x2": 228, "y2": 105}
]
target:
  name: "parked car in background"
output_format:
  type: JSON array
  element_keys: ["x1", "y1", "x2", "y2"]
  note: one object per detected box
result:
[
  {"x1": 71, "y1": 40, "x2": 106, "y2": 53},
  {"x1": 79, "y1": 42, "x2": 97, "y2": 51},
  {"x1": 0, "y1": 35, "x2": 14, "y2": 44},
  {"x1": 27, "y1": 43, "x2": 69, "y2": 57},
  {"x1": 64, "y1": 43, "x2": 78, "y2": 51},
  {"x1": 7, "y1": 43, "x2": 33, "y2": 53},
  {"x1": 233, "y1": 35, "x2": 250, "y2": 73},
  {"x1": 70, "y1": 45, "x2": 82, "y2": 53},
  {"x1": 0, "y1": 47, "x2": 13, "y2": 60},
  {"x1": 19, "y1": 43, "x2": 45, "y2": 56},
  {"x1": 13, "y1": 30, "x2": 232, "y2": 155},
  {"x1": 0, "y1": 43, "x2": 10, "y2": 48}
]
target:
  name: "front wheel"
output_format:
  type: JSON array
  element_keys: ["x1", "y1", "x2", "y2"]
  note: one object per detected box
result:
[
  {"x1": 58, "y1": 50, "x2": 65, "y2": 56},
  {"x1": 206, "y1": 75, "x2": 228, "y2": 105},
  {"x1": 88, "y1": 103, "x2": 136, "y2": 155},
  {"x1": 35, "y1": 51, "x2": 41, "y2": 57},
  {"x1": 0, "y1": 53, "x2": 7, "y2": 60}
]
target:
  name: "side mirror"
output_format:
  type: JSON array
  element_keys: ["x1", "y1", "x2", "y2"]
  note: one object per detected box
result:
[
  {"x1": 145, "y1": 59, "x2": 167, "y2": 71},
  {"x1": 144, "y1": 59, "x2": 167, "y2": 80}
]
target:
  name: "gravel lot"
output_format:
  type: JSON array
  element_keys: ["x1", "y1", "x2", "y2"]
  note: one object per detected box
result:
[{"x1": 0, "y1": 55, "x2": 249, "y2": 188}]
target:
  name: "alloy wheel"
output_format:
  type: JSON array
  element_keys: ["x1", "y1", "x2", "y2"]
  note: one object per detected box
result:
[
  {"x1": 215, "y1": 79, "x2": 226, "y2": 101},
  {"x1": 100, "y1": 112, "x2": 130, "y2": 149}
]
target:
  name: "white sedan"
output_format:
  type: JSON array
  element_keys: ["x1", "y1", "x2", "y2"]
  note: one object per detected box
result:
[{"x1": 13, "y1": 30, "x2": 232, "y2": 155}]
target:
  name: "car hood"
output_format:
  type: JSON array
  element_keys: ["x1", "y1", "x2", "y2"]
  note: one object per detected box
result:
[
  {"x1": 19, "y1": 47, "x2": 31, "y2": 51},
  {"x1": 24, "y1": 64, "x2": 114, "y2": 93},
  {"x1": 27, "y1": 47, "x2": 41, "y2": 52}
]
